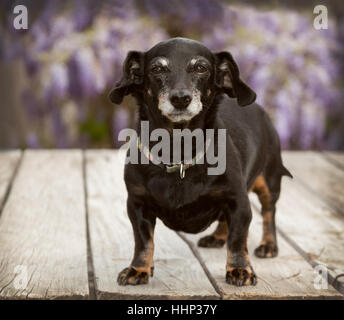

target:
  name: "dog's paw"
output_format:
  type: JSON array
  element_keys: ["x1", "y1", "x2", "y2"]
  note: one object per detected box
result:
[
  {"x1": 226, "y1": 265, "x2": 257, "y2": 286},
  {"x1": 254, "y1": 243, "x2": 278, "y2": 258},
  {"x1": 198, "y1": 235, "x2": 225, "y2": 248},
  {"x1": 117, "y1": 266, "x2": 152, "y2": 286}
]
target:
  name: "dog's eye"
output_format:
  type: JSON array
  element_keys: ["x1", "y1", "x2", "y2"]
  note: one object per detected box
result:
[
  {"x1": 195, "y1": 64, "x2": 207, "y2": 73},
  {"x1": 151, "y1": 66, "x2": 164, "y2": 74}
]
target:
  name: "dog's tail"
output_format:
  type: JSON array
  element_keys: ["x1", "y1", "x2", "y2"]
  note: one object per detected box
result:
[{"x1": 280, "y1": 165, "x2": 293, "y2": 178}]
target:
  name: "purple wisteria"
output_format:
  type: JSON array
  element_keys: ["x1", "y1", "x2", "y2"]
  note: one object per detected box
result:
[
  {"x1": 1, "y1": 1, "x2": 343, "y2": 149},
  {"x1": 202, "y1": 5, "x2": 342, "y2": 149}
]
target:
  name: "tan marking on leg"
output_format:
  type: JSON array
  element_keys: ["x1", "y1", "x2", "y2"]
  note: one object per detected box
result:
[
  {"x1": 252, "y1": 174, "x2": 275, "y2": 242},
  {"x1": 252, "y1": 174, "x2": 278, "y2": 258},
  {"x1": 261, "y1": 210, "x2": 275, "y2": 244},
  {"x1": 133, "y1": 236, "x2": 154, "y2": 276},
  {"x1": 213, "y1": 220, "x2": 228, "y2": 240},
  {"x1": 252, "y1": 174, "x2": 272, "y2": 211}
]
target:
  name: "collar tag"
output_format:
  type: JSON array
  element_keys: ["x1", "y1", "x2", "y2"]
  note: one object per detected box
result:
[
  {"x1": 137, "y1": 135, "x2": 212, "y2": 179},
  {"x1": 180, "y1": 163, "x2": 185, "y2": 179}
]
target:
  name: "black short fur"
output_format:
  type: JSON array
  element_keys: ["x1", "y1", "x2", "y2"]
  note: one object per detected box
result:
[{"x1": 109, "y1": 37, "x2": 292, "y2": 286}]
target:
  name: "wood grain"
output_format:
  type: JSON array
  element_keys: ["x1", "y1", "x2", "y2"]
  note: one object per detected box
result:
[
  {"x1": 181, "y1": 204, "x2": 342, "y2": 299},
  {"x1": 85, "y1": 150, "x2": 219, "y2": 299},
  {"x1": 0, "y1": 150, "x2": 342, "y2": 299},
  {"x1": 251, "y1": 169, "x2": 344, "y2": 281},
  {"x1": 0, "y1": 150, "x2": 89, "y2": 299},
  {"x1": 0, "y1": 151, "x2": 21, "y2": 209},
  {"x1": 282, "y1": 151, "x2": 344, "y2": 215},
  {"x1": 323, "y1": 152, "x2": 344, "y2": 171}
]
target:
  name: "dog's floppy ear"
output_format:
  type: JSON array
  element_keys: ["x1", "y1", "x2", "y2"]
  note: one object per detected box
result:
[
  {"x1": 109, "y1": 51, "x2": 145, "y2": 104},
  {"x1": 215, "y1": 51, "x2": 256, "y2": 106}
]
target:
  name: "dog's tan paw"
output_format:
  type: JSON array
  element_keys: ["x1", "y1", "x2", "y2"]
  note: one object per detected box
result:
[
  {"x1": 254, "y1": 243, "x2": 278, "y2": 258},
  {"x1": 198, "y1": 235, "x2": 226, "y2": 248},
  {"x1": 117, "y1": 266, "x2": 150, "y2": 286},
  {"x1": 226, "y1": 265, "x2": 257, "y2": 286}
]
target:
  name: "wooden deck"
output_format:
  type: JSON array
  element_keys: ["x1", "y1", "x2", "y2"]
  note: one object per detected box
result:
[{"x1": 0, "y1": 150, "x2": 343, "y2": 300}]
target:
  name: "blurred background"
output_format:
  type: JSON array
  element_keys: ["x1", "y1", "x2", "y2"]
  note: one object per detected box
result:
[{"x1": 0, "y1": 0, "x2": 343, "y2": 150}]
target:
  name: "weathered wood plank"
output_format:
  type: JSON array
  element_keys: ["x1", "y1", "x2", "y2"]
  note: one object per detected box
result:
[
  {"x1": 0, "y1": 151, "x2": 21, "y2": 209},
  {"x1": 0, "y1": 150, "x2": 89, "y2": 299},
  {"x1": 323, "y1": 152, "x2": 344, "y2": 171},
  {"x1": 85, "y1": 150, "x2": 219, "y2": 299},
  {"x1": 282, "y1": 151, "x2": 344, "y2": 215},
  {"x1": 250, "y1": 181, "x2": 344, "y2": 294},
  {"x1": 181, "y1": 204, "x2": 341, "y2": 299}
]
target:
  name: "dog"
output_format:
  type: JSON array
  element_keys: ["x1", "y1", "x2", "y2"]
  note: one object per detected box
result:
[{"x1": 109, "y1": 37, "x2": 292, "y2": 286}]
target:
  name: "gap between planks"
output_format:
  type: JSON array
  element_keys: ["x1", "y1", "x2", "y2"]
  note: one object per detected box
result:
[
  {"x1": 82, "y1": 150, "x2": 97, "y2": 300},
  {"x1": 0, "y1": 151, "x2": 23, "y2": 217},
  {"x1": 0, "y1": 150, "x2": 97, "y2": 299},
  {"x1": 181, "y1": 207, "x2": 343, "y2": 299},
  {"x1": 280, "y1": 152, "x2": 344, "y2": 295},
  {"x1": 179, "y1": 153, "x2": 344, "y2": 299},
  {"x1": 85, "y1": 150, "x2": 342, "y2": 299},
  {"x1": 177, "y1": 232, "x2": 224, "y2": 299},
  {"x1": 0, "y1": 150, "x2": 90, "y2": 299},
  {"x1": 321, "y1": 152, "x2": 344, "y2": 172},
  {"x1": 251, "y1": 200, "x2": 344, "y2": 296},
  {"x1": 250, "y1": 151, "x2": 344, "y2": 296},
  {"x1": 278, "y1": 227, "x2": 344, "y2": 295},
  {"x1": 178, "y1": 152, "x2": 344, "y2": 299},
  {"x1": 1, "y1": 150, "x2": 342, "y2": 299},
  {"x1": 85, "y1": 150, "x2": 219, "y2": 299}
]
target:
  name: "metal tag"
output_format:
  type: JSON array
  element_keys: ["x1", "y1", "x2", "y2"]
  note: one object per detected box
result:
[{"x1": 180, "y1": 163, "x2": 185, "y2": 179}]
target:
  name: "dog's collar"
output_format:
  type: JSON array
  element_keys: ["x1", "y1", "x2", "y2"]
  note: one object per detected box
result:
[{"x1": 137, "y1": 136, "x2": 211, "y2": 179}]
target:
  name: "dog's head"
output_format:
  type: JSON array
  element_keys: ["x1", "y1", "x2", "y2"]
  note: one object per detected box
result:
[{"x1": 109, "y1": 37, "x2": 256, "y2": 123}]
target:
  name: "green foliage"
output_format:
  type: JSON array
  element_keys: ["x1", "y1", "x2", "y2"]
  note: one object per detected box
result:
[{"x1": 80, "y1": 117, "x2": 108, "y2": 142}]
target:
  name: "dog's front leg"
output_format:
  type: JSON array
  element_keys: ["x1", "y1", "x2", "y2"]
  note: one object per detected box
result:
[
  {"x1": 224, "y1": 194, "x2": 257, "y2": 286},
  {"x1": 117, "y1": 196, "x2": 156, "y2": 286}
]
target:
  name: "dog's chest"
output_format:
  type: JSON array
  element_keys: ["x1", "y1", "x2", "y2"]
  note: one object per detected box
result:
[
  {"x1": 145, "y1": 168, "x2": 222, "y2": 232},
  {"x1": 147, "y1": 171, "x2": 205, "y2": 210}
]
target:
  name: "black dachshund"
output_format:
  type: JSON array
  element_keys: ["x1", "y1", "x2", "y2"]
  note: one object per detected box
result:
[{"x1": 109, "y1": 38, "x2": 292, "y2": 286}]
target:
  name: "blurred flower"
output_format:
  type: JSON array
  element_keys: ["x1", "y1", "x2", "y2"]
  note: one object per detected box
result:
[
  {"x1": 202, "y1": 5, "x2": 343, "y2": 149},
  {"x1": 27, "y1": 132, "x2": 40, "y2": 149},
  {"x1": 113, "y1": 107, "x2": 130, "y2": 148},
  {"x1": 51, "y1": 106, "x2": 68, "y2": 148},
  {"x1": 139, "y1": 0, "x2": 224, "y2": 35},
  {"x1": 45, "y1": 63, "x2": 69, "y2": 98},
  {"x1": 68, "y1": 48, "x2": 98, "y2": 99},
  {"x1": 1, "y1": 1, "x2": 343, "y2": 149}
]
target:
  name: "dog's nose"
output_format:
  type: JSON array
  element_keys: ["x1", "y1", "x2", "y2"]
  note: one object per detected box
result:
[{"x1": 169, "y1": 90, "x2": 192, "y2": 109}]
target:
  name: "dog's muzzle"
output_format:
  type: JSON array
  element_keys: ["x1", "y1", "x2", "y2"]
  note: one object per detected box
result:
[
  {"x1": 169, "y1": 89, "x2": 192, "y2": 109},
  {"x1": 158, "y1": 89, "x2": 203, "y2": 123}
]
